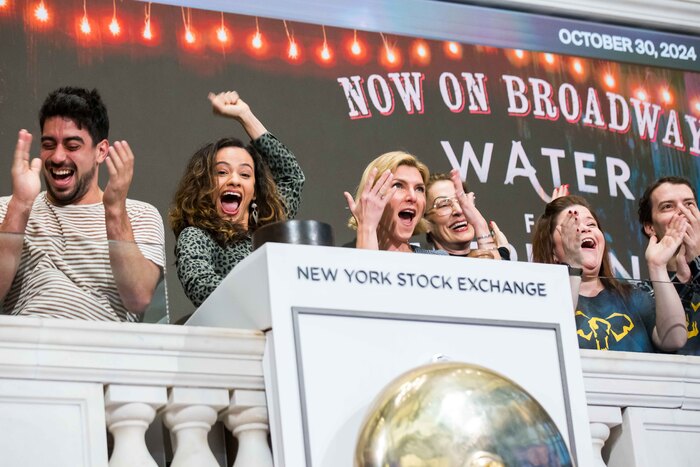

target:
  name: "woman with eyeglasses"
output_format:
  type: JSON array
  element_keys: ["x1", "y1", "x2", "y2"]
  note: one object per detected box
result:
[{"x1": 424, "y1": 169, "x2": 509, "y2": 259}]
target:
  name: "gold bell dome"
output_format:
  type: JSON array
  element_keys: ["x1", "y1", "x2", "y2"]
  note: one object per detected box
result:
[{"x1": 355, "y1": 361, "x2": 573, "y2": 466}]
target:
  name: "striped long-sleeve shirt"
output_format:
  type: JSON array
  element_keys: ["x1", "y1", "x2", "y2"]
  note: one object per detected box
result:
[{"x1": 0, "y1": 192, "x2": 165, "y2": 321}]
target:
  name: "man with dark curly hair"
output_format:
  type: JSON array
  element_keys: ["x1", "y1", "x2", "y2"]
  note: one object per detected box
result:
[
  {"x1": 0, "y1": 87, "x2": 164, "y2": 321},
  {"x1": 638, "y1": 176, "x2": 700, "y2": 355}
]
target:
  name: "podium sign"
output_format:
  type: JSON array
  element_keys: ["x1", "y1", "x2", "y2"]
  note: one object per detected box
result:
[{"x1": 189, "y1": 243, "x2": 593, "y2": 466}]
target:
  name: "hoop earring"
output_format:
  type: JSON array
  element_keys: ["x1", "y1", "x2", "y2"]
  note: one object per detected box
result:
[{"x1": 250, "y1": 202, "x2": 259, "y2": 226}]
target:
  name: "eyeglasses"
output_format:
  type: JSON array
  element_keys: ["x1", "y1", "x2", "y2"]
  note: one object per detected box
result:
[{"x1": 428, "y1": 196, "x2": 461, "y2": 216}]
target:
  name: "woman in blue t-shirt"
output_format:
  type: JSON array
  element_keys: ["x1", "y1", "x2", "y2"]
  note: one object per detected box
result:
[{"x1": 532, "y1": 195, "x2": 688, "y2": 352}]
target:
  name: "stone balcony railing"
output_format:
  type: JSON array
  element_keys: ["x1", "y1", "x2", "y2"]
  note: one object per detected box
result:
[
  {"x1": 0, "y1": 315, "x2": 270, "y2": 467},
  {"x1": 0, "y1": 315, "x2": 698, "y2": 466},
  {"x1": 582, "y1": 348, "x2": 700, "y2": 467}
]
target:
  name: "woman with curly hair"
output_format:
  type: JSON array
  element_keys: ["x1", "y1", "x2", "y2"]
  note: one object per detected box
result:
[
  {"x1": 170, "y1": 91, "x2": 304, "y2": 306},
  {"x1": 532, "y1": 195, "x2": 687, "y2": 352}
]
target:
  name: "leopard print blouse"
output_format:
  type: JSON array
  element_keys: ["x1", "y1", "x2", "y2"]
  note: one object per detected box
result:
[{"x1": 175, "y1": 132, "x2": 304, "y2": 307}]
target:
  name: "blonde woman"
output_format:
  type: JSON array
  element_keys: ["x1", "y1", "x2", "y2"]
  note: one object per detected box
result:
[{"x1": 345, "y1": 151, "x2": 437, "y2": 253}]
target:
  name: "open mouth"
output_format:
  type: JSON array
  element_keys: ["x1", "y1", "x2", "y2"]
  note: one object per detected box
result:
[
  {"x1": 49, "y1": 167, "x2": 75, "y2": 187},
  {"x1": 398, "y1": 209, "x2": 416, "y2": 224},
  {"x1": 450, "y1": 220, "x2": 469, "y2": 232},
  {"x1": 220, "y1": 191, "x2": 242, "y2": 215},
  {"x1": 581, "y1": 237, "x2": 597, "y2": 249}
]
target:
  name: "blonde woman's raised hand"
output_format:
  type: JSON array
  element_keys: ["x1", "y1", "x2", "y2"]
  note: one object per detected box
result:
[{"x1": 344, "y1": 168, "x2": 396, "y2": 232}]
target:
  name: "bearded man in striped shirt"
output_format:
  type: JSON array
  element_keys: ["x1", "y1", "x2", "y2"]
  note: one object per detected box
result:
[{"x1": 0, "y1": 87, "x2": 165, "y2": 321}]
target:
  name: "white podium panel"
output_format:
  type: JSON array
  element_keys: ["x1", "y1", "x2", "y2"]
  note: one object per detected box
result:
[
  {"x1": 191, "y1": 243, "x2": 593, "y2": 467},
  {"x1": 0, "y1": 378, "x2": 108, "y2": 467},
  {"x1": 606, "y1": 407, "x2": 700, "y2": 467}
]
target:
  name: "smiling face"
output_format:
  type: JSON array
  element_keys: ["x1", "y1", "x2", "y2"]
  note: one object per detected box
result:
[
  {"x1": 552, "y1": 205, "x2": 605, "y2": 276},
  {"x1": 40, "y1": 116, "x2": 107, "y2": 205},
  {"x1": 213, "y1": 146, "x2": 256, "y2": 229},
  {"x1": 425, "y1": 180, "x2": 474, "y2": 254},
  {"x1": 644, "y1": 182, "x2": 697, "y2": 239},
  {"x1": 379, "y1": 165, "x2": 426, "y2": 248}
]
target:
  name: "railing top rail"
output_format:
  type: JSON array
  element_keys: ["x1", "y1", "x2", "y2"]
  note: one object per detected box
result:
[{"x1": 0, "y1": 315, "x2": 266, "y2": 390}]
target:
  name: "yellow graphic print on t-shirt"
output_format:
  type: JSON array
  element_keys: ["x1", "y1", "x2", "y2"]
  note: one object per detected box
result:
[
  {"x1": 576, "y1": 311, "x2": 634, "y2": 350},
  {"x1": 689, "y1": 302, "x2": 700, "y2": 339}
]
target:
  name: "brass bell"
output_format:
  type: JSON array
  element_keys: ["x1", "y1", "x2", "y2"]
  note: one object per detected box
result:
[{"x1": 355, "y1": 361, "x2": 573, "y2": 466}]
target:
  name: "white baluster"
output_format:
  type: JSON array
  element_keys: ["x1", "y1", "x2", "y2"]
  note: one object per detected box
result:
[
  {"x1": 588, "y1": 405, "x2": 622, "y2": 467},
  {"x1": 590, "y1": 422, "x2": 611, "y2": 467},
  {"x1": 105, "y1": 385, "x2": 167, "y2": 467},
  {"x1": 162, "y1": 387, "x2": 229, "y2": 467},
  {"x1": 221, "y1": 390, "x2": 273, "y2": 467}
]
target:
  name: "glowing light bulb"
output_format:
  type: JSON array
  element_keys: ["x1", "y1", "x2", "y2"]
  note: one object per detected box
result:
[
  {"x1": 573, "y1": 60, "x2": 583, "y2": 74},
  {"x1": 217, "y1": 27, "x2": 228, "y2": 43},
  {"x1": 351, "y1": 40, "x2": 361, "y2": 55},
  {"x1": 417, "y1": 44, "x2": 427, "y2": 58},
  {"x1": 288, "y1": 40, "x2": 298, "y2": 59},
  {"x1": 514, "y1": 49, "x2": 524, "y2": 59},
  {"x1": 252, "y1": 31, "x2": 262, "y2": 49},
  {"x1": 444, "y1": 41, "x2": 462, "y2": 59},
  {"x1": 109, "y1": 17, "x2": 120, "y2": 36},
  {"x1": 386, "y1": 49, "x2": 396, "y2": 63},
  {"x1": 321, "y1": 45, "x2": 331, "y2": 60},
  {"x1": 217, "y1": 13, "x2": 229, "y2": 44},
  {"x1": 0, "y1": 0, "x2": 8, "y2": 8},
  {"x1": 604, "y1": 74, "x2": 615, "y2": 88},
  {"x1": 661, "y1": 89, "x2": 672, "y2": 104},
  {"x1": 143, "y1": 3, "x2": 152, "y2": 41},
  {"x1": 695, "y1": 102, "x2": 700, "y2": 113},
  {"x1": 35, "y1": 1, "x2": 49, "y2": 22},
  {"x1": 636, "y1": 90, "x2": 647, "y2": 101},
  {"x1": 544, "y1": 53, "x2": 555, "y2": 64},
  {"x1": 80, "y1": 15, "x2": 91, "y2": 34},
  {"x1": 143, "y1": 20, "x2": 152, "y2": 40},
  {"x1": 185, "y1": 29, "x2": 195, "y2": 44}
]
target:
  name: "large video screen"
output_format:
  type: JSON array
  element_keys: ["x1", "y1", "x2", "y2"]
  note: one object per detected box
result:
[{"x1": 1, "y1": 0, "x2": 698, "y2": 316}]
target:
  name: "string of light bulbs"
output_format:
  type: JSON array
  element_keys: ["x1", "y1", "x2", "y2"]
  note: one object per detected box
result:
[{"x1": 0, "y1": 0, "x2": 695, "y2": 111}]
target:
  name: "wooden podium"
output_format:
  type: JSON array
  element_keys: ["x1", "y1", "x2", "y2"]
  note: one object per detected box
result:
[{"x1": 189, "y1": 243, "x2": 594, "y2": 466}]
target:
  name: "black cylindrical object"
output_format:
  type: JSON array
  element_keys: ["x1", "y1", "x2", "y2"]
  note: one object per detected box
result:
[{"x1": 252, "y1": 220, "x2": 335, "y2": 250}]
